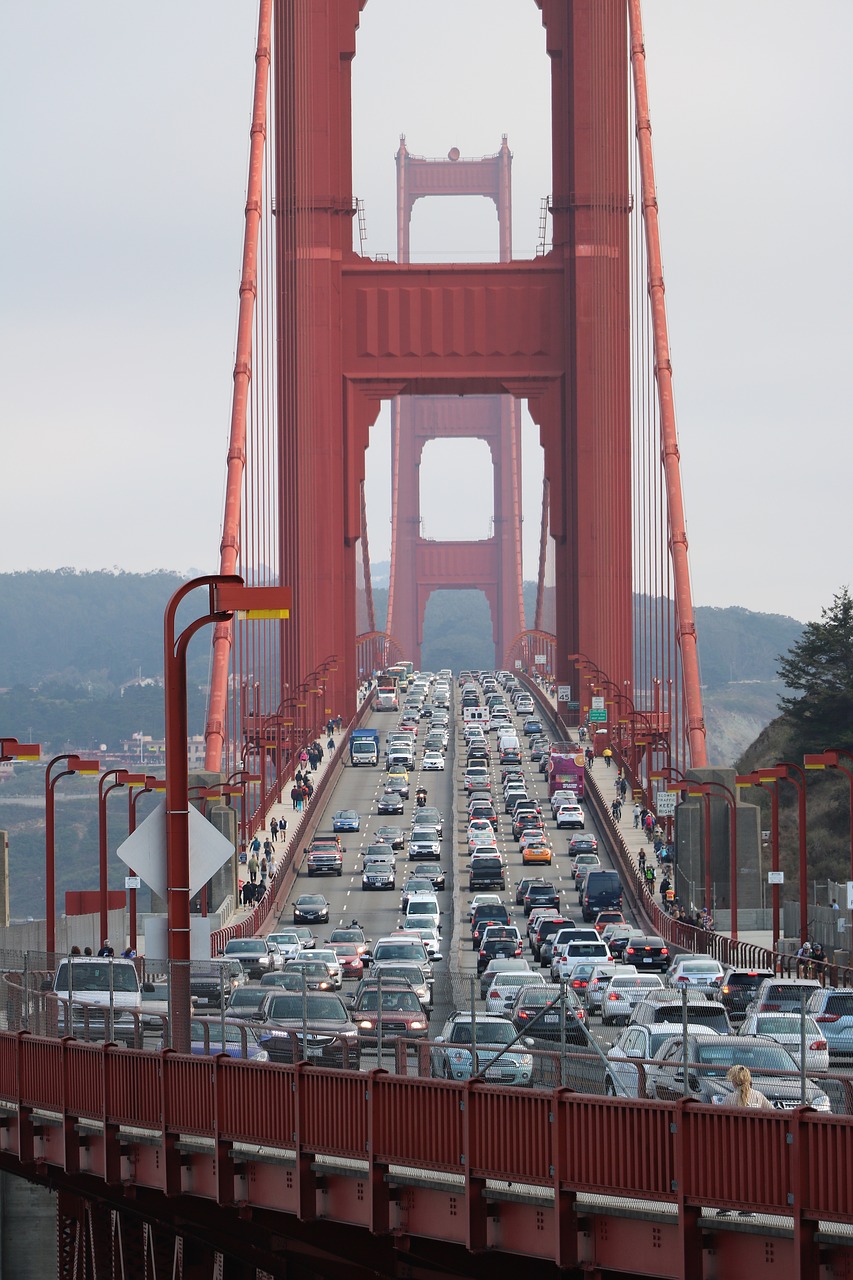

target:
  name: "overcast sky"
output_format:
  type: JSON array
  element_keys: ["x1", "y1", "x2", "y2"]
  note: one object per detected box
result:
[{"x1": 2, "y1": 2, "x2": 851, "y2": 625}]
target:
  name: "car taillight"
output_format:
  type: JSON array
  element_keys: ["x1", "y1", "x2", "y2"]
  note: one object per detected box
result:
[
  {"x1": 809, "y1": 1039, "x2": 828, "y2": 1050},
  {"x1": 815, "y1": 1013, "x2": 839, "y2": 1023},
  {"x1": 675, "y1": 976, "x2": 689, "y2": 983},
  {"x1": 607, "y1": 993, "x2": 619, "y2": 1002},
  {"x1": 626, "y1": 947, "x2": 635, "y2": 955},
  {"x1": 515, "y1": 946, "x2": 522, "y2": 956},
  {"x1": 518, "y1": 1011, "x2": 529, "y2": 1020},
  {"x1": 488, "y1": 991, "x2": 501, "y2": 999},
  {"x1": 661, "y1": 948, "x2": 668, "y2": 957},
  {"x1": 479, "y1": 950, "x2": 486, "y2": 957},
  {"x1": 721, "y1": 985, "x2": 731, "y2": 995}
]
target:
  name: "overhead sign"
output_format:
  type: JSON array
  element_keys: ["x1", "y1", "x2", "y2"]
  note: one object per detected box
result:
[
  {"x1": 767, "y1": 870, "x2": 785, "y2": 885},
  {"x1": 534, "y1": 654, "x2": 547, "y2": 665},
  {"x1": 557, "y1": 685, "x2": 572, "y2": 702},
  {"x1": 589, "y1": 708, "x2": 607, "y2": 723},
  {"x1": 591, "y1": 696, "x2": 605, "y2": 711},
  {"x1": 116, "y1": 800, "x2": 234, "y2": 900},
  {"x1": 655, "y1": 789, "x2": 678, "y2": 816}
]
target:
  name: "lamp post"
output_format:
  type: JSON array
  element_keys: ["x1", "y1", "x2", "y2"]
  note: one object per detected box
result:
[
  {"x1": 164, "y1": 575, "x2": 291, "y2": 1053},
  {"x1": 127, "y1": 776, "x2": 165, "y2": 954},
  {"x1": 735, "y1": 771, "x2": 783, "y2": 950},
  {"x1": 226, "y1": 769, "x2": 262, "y2": 855},
  {"x1": 775, "y1": 762, "x2": 809, "y2": 945},
  {"x1": 99, "y1": 770, "x2": 147, "y2": 946},
  {"x1": 650, "y1": 766, "x2": 709, "y2": 910},
  {"x1": 0, "y1": 739, "x2": 41, "y2": 763},
  {"x1": 45, "y1": 754, "x2": 100, "y2": 954},
  {"x1": 804, "y1": 749, "x2": 853, "y2": 881},
  {"x1": 683, "y1": 779, "x2": 739, "y2": 939}
]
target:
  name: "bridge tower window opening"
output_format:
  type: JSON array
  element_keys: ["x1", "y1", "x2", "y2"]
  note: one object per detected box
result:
[
  {"x1": 419, "y1": 436, "x2": 493, "y2": 542},
  {"x1": 422, "y1": 589, "x2": 496, "y2": 674}
]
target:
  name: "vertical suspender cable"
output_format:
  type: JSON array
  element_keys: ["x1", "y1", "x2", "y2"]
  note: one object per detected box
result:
[
  {"x1": 628, "y1": 0, "x2": 706, "y2": 768},
  {"x1": 205, "y1": 0, "x2": 274, "y2": 773}
]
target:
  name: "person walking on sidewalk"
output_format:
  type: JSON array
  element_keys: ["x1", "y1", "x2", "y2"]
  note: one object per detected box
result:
[
  {"x1": 270, "y1": 817, "x2": 279, "y2": 843},
  {"x1": 247, "y1": 855, "x2": 259, "y2": 885},
  {"x1": 633, "y1": 802, "x2": 641, "y2": 829}
]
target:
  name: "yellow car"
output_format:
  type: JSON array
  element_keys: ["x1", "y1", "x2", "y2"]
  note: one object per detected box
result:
[
  {"x1": 522, "y1": 842, "x2": 553, "y2": 866},
  {"x1": 387, "y1": 768, "x2": 409, "y2": 785}
]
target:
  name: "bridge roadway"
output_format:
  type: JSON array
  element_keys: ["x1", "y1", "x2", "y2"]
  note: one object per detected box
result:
[{"x1": 2, "y1": 682, "x2": 852, "y2": 1279}]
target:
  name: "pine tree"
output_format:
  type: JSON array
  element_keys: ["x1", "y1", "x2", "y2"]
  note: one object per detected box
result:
[{"x1": 777, "y1": 588, "x2": 853, "y2": 747}]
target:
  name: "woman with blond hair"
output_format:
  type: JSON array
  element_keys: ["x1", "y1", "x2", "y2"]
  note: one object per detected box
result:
[{"x1": 726, "y1": 1063, "x2": 773, "y2": 1110}]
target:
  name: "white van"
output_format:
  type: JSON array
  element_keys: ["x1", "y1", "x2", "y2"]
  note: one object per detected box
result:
[
  {"x1": 50, "y1": 956, "x2": 142, "y2": 1047},
  {"x1": 463, "y1": 706, "x2": 490, "y2": 730}
]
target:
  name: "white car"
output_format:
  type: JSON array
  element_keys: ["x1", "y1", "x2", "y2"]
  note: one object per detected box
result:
[
  {"x1": 600, "y1": 973, "x2": 666, "y2": 1025},
  {"x1": 666, "y1": 957, "x2": 725, "y2": 992},
  {"x1": 737, "y1": 1012, "x2": 829, "y2": 1073},
  {"x1": 467, "y1": 820, "x2": 497, "y2": 852},
  {"x1": 422, "y1": 751, "x2": 445, "y2": 771},
  {"x1": 485, "y1": 970, "x2": 547, "y2": 1014},
  {"x1": 554, "y1": 940, "x2": 612, "y2": 980},
  {"x1": 555, "y1": 804, "x2": 585, "y2": 830},
  {"x1": 267, "y1": 930, "x2": 303, "y2": 961},
  {"x1": 466, "y1": 893, "x2": 503, "y2": 921}
]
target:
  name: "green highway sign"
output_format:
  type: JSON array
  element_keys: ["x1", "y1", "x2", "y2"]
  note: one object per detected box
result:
[{"x1": 589, "y1": 708, "x2": 607, "y2": 723}]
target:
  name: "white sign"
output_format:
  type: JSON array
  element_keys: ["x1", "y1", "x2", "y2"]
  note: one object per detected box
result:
[
  {"x1": 116, "y1": 800, "x2": 234, "y2": 900},
  {"x1": 534, "y1": 654, "x2": 547, "y2": 664},
  {"x1": 655, "y1": 789, "x2": 678, "y2": 816},
  {"x1": 767, "y1": 870, "x2": 785, "y2": 885},
  {"x1": 514, "y1": 659, "x2": 523, "y2": 669},
  {"x1": 838, "y1": 916, "x2": 846, "y2": 933},
  {"x1": 124, "y1": 876, "x2": 141, "y2": 890},
  {"x1": 847, "y1": 881, "x2": 853, "y2": 911},
  {"x1": 591, "y1": 696, "x2": 605, "y2": 711},
  {"x1": 557, "y1": 685, "x2": 572, "y2": 702}
]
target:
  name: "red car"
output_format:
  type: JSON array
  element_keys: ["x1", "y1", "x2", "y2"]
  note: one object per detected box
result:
[{"x1": 329, "y1": 941, "x2": 364, "y2": 979}]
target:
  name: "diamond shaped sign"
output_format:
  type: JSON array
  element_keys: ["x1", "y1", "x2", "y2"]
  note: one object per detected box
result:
[{"x1": 116, "y1": 799, "x2": 234, "y2": 900}]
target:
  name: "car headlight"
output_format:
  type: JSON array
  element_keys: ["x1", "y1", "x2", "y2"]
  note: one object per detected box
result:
[
  {"x1": 410, "y1": 1021, "x2": 426, "y2": 1030},
  {"x1": 813, "y1": 1092, "x2": 832, "y2": 1113},
  {"x1": 255, "y1": 1050, "x2": 270, "y2": 1062},
  {"x1": 450, "y1": 1051, "x2": 467, "y2": 1063},
  {"x1": 358, "y1": 1019, "x2": 373, "y2": 1029},
  {"x1": 711, "y1": 1093, "x2": 728, "y2": 1105}
]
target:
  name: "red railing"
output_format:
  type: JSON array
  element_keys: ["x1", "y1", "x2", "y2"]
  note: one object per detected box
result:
[{"x1": 4, "y1": 1032, "x2": 853, "y2": 1230}]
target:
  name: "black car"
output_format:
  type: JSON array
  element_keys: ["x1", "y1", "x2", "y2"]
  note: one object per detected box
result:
[
  {"x1": 470, "y1": 904, "x2": 512, "y2": 949},
  {"x1": 516, "y1": 876, "x2": 547, "y2": 906},
  {"x1": 477, "y1": 926, "x2": 523, "y2": 974},
  {"x1": 524, "y1": 882, "x2": 560, "y2": 916},
  {"x1": 378, "y1": 791, "x2": 405, "y2": 815},
  {"x1": 255, "y1": 992, "x2": 360, "y2": 1066},
  {"x1": 651, "y1": 1034, "x2": 831, "y2": 1111},
  {"x1": 510, "y1": 984, "x2": 587, "y2": 1043},
  {"x1": 622, "y1": 936, "x2": 670, "y2": 972},
  {"x1": 385, "y1": 775, "x2": 410, "y2": 799},
  {"x1": 717, "y1": 967, "x2": 774, "y2": 1023},
  {"x1": 293, "y1": 894, "x2": 330, "y2": 923},
  {"x1": 375, "y1": 825, "x2": 405, "y2": 850}
]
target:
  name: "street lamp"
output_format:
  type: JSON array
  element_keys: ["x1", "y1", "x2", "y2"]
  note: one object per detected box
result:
[
  {"x1": 804, "y1": 749, "x2": 853, "y2": 881},
  {"x1": 164, "y1": 575, "x2": 291, "y2": 1054},
  {"x1": 683, "y1": 779, "x2": 739, "y2": 940},
  {"x1": 99, "y1": 770, "x2": 147, "y2": 945},
  {"x1": 45, "y1": 754, "x2": 100, "y2": 954},
  {"x1": 735, "y1": 770, "x2": 784, "y2": 951},
  {"x1": 0, "y1": 739, "x2": 41, "y2": 762},
  {"x1": 127, "y1": 776, "x2": 166, "y2": 954}
]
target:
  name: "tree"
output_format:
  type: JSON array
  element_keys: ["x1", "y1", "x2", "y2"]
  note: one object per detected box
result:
[{"x1": 777, "y1": 588, "x2": 853, "y2": 747}]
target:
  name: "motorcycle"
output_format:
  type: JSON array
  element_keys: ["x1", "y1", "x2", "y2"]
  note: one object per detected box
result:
[{"x1": 415, "y1": 787, "x2": 427, "y2": 808}]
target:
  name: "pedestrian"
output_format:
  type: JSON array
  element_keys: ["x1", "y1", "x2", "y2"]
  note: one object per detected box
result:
[
  {"x1": 299, "y1": 748, "x2": 309, "y2": 768},
  {"x1": 620, "y1": 778, "x2": 628, "y2": 800},
  {"x1": 327, "y1": 736, "x2": 335, "y2": 753},
  {"x1": 290, "y1": 784, "x2": 300, "y2": 810},
  {"x1": 831, "y1": 898, "x2": 840, "y2": 910},
  {"x1": 267, "y1": 850, "x2": 276, "y2": 877},
  {"x1": 585, "y1": 747, "x2": 594, "y2": 768},
  {"x1": 270, "y1": 817, "x2": 278, "y2": 842},
  {"x1": 277, "y1": 817, "x2": 287, "y2": 842},
  {"x1": 295, "y1": 789, "x2": 304, "y2": 813},
  {"x1": 260, "y1": 857, "x2": 267, "y2": 878},
  {"x1": 578, "y1": 725, "x2": 586, "y2": 743},
  {"x1": 335, "y1": 714, "x2": 343, "y2": 732},
  {"x1": 611, "y1": 799, "x2": 619, "y2": 820},
  {"x1": 303, "y1": 781, "x2": 312, "y2": 804},
  {"x1": 660, "y1": 875, "x2": 671, "y2": 902},
  {"x1": 295, "y1": 769, "x2": 303, "y2": 787},
  {"x1": 327, "y1": 718, "x2": 335, "y2": 737},
  {"x1": 633, "y1": 802, "x2": 641, "y2": 829},
  {"x1": 603, "y1": 747, "x2": 613, "y2": 768},
  {"x1": 70, "y1": 945, "x2": 81, "y2": 955},
  {"x1": 121, "y1": 947, "x2": 136, "y2": 958},
  {"x1": 250, "y1": 833, "x2": 261, "y2": 855},
  {"x1": 247, "y1": 855, "x2": 259, "y2": 884},
  {"x1": 97, "y1": 940, "x2": 114, "y2": 957},
  {"x1": 263, "y1": 838, "x2": 273, "y2": 861},
  {"x1": 725, "y1": 1065, "x2": 772, "y2": 1111},
  {"x1": 84, "y1": 947, "x2": 93, "y2": 956}
]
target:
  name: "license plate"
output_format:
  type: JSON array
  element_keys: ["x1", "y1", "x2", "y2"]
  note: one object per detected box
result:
[
  {"x1": 543, "y1": 1014, "x2": 558, "y2": 1023},
  {"x1": 307, "y1": 1045, "x2": 324, "y2": 1058},
  {"x1": 643, "y1": 957, "x2": 653, "y2": 963}
]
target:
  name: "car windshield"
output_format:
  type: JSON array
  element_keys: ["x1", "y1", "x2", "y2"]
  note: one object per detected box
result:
[
  {"x1": 358, "y1": 990, "x2": 422, "y2": 1012},
  {"x1": 756, "y1": 1015, "x2": 819, "y2": 1035},
  {"x1": 286, "y1": 961, "x2": 330, "y2": 976},
  {"x1": 373, "y1": 965, "x2": 423, "y2": 984},
  {"x1": 191, "y1": 1021, "x2": 254, "y2": 1045},
  {"x1": 228, "y1": 988, "x2": 266, "y2": 1009},
  {"x1": 224, "y1": 940, "x2": 266, "y2": 955},
  {"x1": 297, "y1": 896, "x2": 327, "y2": 907},
  {"x1": 450, "y1": 1021, "x2": 516, "y2": 1046},
  {"x1": 568, "y1": 944, "x2": 607, "y2": 956},
  {"x1": 260, "y1": 972, "x2": 303, "y2": 988},
  {"x1": 330, "y1": 930, "x2": 362, "y2": 943},
  {"x1": 55, "y1": 962, "x2": 139, "y2": 993},
  {"x1": 269, "y1": 933, "x2": 300, "y2": 947},
  {"x1": 373, "y1": 943, "x2": 428, "y2": 962},
  {"x1": 678, "y1": 961, "x2": 721, "y2": 973},
  {"x1": 695, "y1": 1043, "x2": 794, "y2": 1074},
  {"x1": 265, "y1": 995, "x2": 347, "y2": 1021}
]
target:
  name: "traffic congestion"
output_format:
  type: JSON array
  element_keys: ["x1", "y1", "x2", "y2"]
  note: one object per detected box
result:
[{"x1": 171, "y1": 665, "x2": 849, "y2": 1110}]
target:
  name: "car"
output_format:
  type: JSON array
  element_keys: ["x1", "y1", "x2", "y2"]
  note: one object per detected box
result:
[
  {"x1": 306, "y1": 837, "x2": 344, "y2": 876},
  {"x1": 556, "y1": 805, "x2": 585, "y2": 830},
  {"x1": 266, "y1": 930, "x2": 303, "y2": 961},
  {"x1": 515, "y1": 876, "x2": 547, "y2": 906},
  {"x1": 255, "y1": 992, "x2": 361, "y2": 1066},
  {"x1": 567, "y1": 961, "x2": 597, "y2": 1000},
  {"x1": 424, "y1": 733, "x2": 447, "y2": 755},
  {"x1": 477, "y1": 925, "x2": 524, "y2": 974},
  {"x1": 601, "y1": 973, "x2": 666, "y2": 1025},
  {"x1": 412, "y1": 806, "x2": 444, "y2": 838},
  {"x1": 806, "y1": 987, "x2": 853, "y2": 1057},
  {"x1": 413, "y1": 862, "x2": 446, "y2": 891},
  {"x1": 522, "y1": 718, "x2": 544, "y2": 736},
  {"x1": 350, "y1": 982, "x2": 430, "y2": 1042},
  {"x1": 650, "y1": 1034, "x2": 831, "y2": 1111},
  {"x1": 364, "y1": 962, "x2": 432, "y2": 1011},
  {"x1": 478, "y1": 955, "x2": 531, "y2": 997},
  {"x1": 605, "y1": 1023, "x2": 722, "y2": 1097},
  {"x1": 666, "y1": 956, "x2": 725, "y2": 993},
  {"x1": 224, "y1": 984, "x2": 270, "y2": 1020},
  {"x1": 222, "y1": 937, "x2": 282, "y2": 979},
  {"x1": 522, "y1": 840, "x2": 553, "y2": 866},
  {"x1": 468, "y1": 802, "x2": 498, "y2": 828},
  {"x1": 553, "y1": 940, "x2": 612, "y2": 981},
  {"x1": 284, "y1": 958, "x2": 336, "y2": 991},
  {"x1": 328, "y1": 942, "x2": 364, "y2": 980},
  {"x1": 422, "y1": 751, "x2": 445, "y2": 771},
  {"x1": 471, "y1": 907, "x2": 512, "y2": 949},
  {"x1": 378, "y1": 791, "x2": 405, "y2": 815},
  {"x1": 293, "y1": 894, "x2": 330, "y2": 924},
  {"x1": 621, "y1": 935, "x2": 670, "y2": 970},
  {"x1": 716, "y1": 967, "x2": 774, "y2": 1024},
  {"x1": 408, "y1": 831, "x2": 441, "y2": 860},
  {"x1": 737, "y1": 1011, "x2": 829, "y2": 1073},
  {"x1": 362, "y1": 858, "x2": 396, "y2": 891},
  {"x1": 584, "y1": 962, "x2": 623, "y2": 1016},
  {"x1": 485, "y1": 970, "x2": 548, "y2": 1014},
  {"x1": 529, "y1": 915, "x2": 573, "y2": 962},
  {"x1": 467, "y1": 821, "x2": 498, "y2": 853},
  {"x1": 430, "y1": 1013, "x2": 534, "y2": 1085},
  {"x1": 299, "y1": 948, "x2": 343, "y2": 989},
  {"x1": 332, "y1": 809, "x2": 360, "y2": 833},
  {"x1": 629, "y1": 992, "x2": 732, "y2": 1035},
  {"x1": 401, "y1": 877, "x2": 434, "y2": 910},
  {"x1": 467, "y1": 893, "x2": 504, "y2": 921},
  {"x1": 184, "y1": 1018, "x2": 270, "y2": 1060},
  {"x1": 468, "y1": 853, "x2": 505, "y2": 892},
  {"x1": 328, "y1": 925, "x2": 368, "y2": 954},
  {"x1": 510, "y1": 984, "x2": 588, "y2": 1042},
  {"x1": 513, "y1": 811, "x2": 544, "y2": 841},
  {"x1": 290, "y1": 926, "x2": 316, "y2": 949},
  {"x1": 593, "y1": 910, "x2": 626, "y2": 936},
  {"x1": 368, "y1": 937, "x2": 439, "y2": 980},
  {"x1": 568, "y1": 838, "x2": 598, "y2": 859},
  {"x1": 375, "y1": 825, "x2": 405, "y2": 850},
  {"x1": 606, "y1": 925, "x2": 646, "y2": 961},
  {"x1": 464, "y1": 770, "x2": 490, "y2": 794},
  {"x1": 523, "y1": 882, "x2": 560, "y2": 916},
  {"x1": 745, "y1": 978, "x2": 823, "y2": 1018},
  {"x1": 259, "y1": 970, "x2": 307, "y2": 991}
]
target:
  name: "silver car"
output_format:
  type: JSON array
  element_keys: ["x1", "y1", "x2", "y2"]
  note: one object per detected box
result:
[
  {"x1": 600, "y1": 972, "x2": 665, "y2": 1025},
  {"x1": 430, "y1": 1013, "x2": 533, "y2": 1085}
]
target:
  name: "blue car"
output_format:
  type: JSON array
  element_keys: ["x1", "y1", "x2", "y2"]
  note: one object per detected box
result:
[
  {"x1": 159, "y1": 1018, "x2": 270, "y2": 1060},
  {"x1": 332, "y1": 809, "x2": 360, "y2": 832}
]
